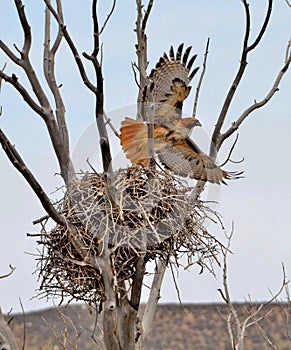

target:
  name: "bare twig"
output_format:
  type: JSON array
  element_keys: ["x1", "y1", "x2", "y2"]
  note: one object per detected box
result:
[
  {"x1": 286, "y1": 39, "x2": 291, "y2": 63},
  {"x1": 219, "y1": 133, "x2": 244, "y2": 168},
  {"x1": 0, "y1": 265, "x2": 16, "y2": 280},
  {"x1": 19, "y1": 299, "x2": 26, "y2": 350},
  {"x1": 141, "y1": 0, "x2": 154, "y2": 34},
  {"x1": 99, "y1": 0, "x2": 117, "y2": 36},
  {"x1": 193, "y1": 37, "x2": 210, "y2": 118},
  {"x1": 104, "y1": 113, "x2": 120, "y2": 138}
]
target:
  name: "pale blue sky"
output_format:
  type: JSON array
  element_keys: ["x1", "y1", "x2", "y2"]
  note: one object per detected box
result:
[{"x1": 0, "y1": 1, "x2": 291, "y2": 312}]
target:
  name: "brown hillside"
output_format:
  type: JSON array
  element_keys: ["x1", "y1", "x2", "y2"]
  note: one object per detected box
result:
[{"x1": 6, "y1": 303, "x2": 291, "y2": 350}]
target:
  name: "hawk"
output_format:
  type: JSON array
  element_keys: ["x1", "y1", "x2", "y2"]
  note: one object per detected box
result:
[{"x1": 120, "y1": 44, "x2": 239, "y2": 185}]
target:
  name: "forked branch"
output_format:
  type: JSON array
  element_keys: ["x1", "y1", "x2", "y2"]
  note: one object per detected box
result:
[
  {"x1": 44, "y1": 0, "x2": 96, "y2": 93},
  {"x1": 218, "y1": 49, "x2": 291, "y2": 150},
  {"x1": 0, "y1": 0, "x2": 71, "y2": 183},
  {"x1": 210, "y1": 0, "x2": 273, "y2": 157}
]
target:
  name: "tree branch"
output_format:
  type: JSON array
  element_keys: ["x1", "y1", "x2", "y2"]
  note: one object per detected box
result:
[
  {"x1": 141, "y1": 260, "x2": 166, "y2": 338},
  {"x1": 14, "y1": 0, "x2": 32, "y2": 56},
  {"x1": 210, "y1": 0, "x2": 273, "y2": 157},
  {"x1": 0, "y1": 265, "x2": 16, "y2": 280},
  {"x1": 44, "y1": 0, "x2": 97, "y2": 93},
  {"x1": 0, "y1": 70, "x2": 45, "y2": 117},
  {"x1": 0, "y1": 128, "x2": 66, "y2": 226},
  {"x1": 99, "y1": 0, "x2": 117, "y2": 36},
  {"x1": 0, "y1": 40, "x2": 21, "y2": 65},
  {"x1": 135, "y1": 0, "x2": 153, "y2": 118},
  {"x1": 81, "y1": 0, "x2": 114, "y2": 185},
  {"x1": 193, "y1": 37, "x2": 210, "y2": 118},
  {"x1": 43, "y1": 0, "x2": 71, "y2": 182},
  {"x1": 247, "y1": 0, "x2": 272, "y2": 52},
  {"x1": 218, "y1": 52, "x2": 291, "y2": 149},
  {"x1": 0, "y1": 0, "x2": 72, "y2": 183},
  {"x1": 141, "y1": 0, "x2": 154, "y2": 34}
]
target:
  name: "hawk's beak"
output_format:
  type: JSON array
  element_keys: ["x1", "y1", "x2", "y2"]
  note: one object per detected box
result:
[{"x1": 194, "y1": 119, "x2": 202, "y2": 128}]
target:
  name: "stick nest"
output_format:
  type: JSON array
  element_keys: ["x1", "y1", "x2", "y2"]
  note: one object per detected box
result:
[{"x1": 36, "y1": 166, "x2": 222, "y2": 304}]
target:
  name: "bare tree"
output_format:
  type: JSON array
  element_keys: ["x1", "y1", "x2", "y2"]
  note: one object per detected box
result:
[{"x1": 0, "y1": 1, "x2": 291, "y2": 350}]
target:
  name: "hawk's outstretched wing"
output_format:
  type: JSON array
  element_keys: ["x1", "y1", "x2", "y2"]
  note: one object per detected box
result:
[
  {"x1": 157, "y1": 137, "x2": 234, "y2": 185},
  {"x1": 120, "y1": 118, "x2": 240, "y2": 185},
  {"x1": 144, "y1": 43, "x2": 199, "y2": 123}
]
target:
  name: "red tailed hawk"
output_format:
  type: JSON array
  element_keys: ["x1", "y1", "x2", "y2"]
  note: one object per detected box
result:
[{"x1": 120, "y1": 44, "x2": 239, "y2": 185}]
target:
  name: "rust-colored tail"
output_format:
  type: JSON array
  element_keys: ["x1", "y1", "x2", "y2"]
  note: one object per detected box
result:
[{"x1": 120, "y1": 117, "x2": 149, "y2": 164}]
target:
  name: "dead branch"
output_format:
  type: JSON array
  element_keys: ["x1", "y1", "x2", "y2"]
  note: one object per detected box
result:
[
  {"x1": 141, "y1": 0, "x2": 154, "y2": 34},
  {"x1": 139, "y1": 260, "x2": 166, "y2": 340},
  {"x1": 82, "y1": 0, "x2": 114, "y2": 179},
  {"x1": 18, "y1": 299, "x2": 26, "y2": 350},
  {"x1": 218, "y1": 52, "x2": 291, "y2": 149},
  {"x1": 286, "y1": 40, "x2": 291, "y2": 62},
  {"x1": 44, "y1": 0, "x2": 96, "y2": 93},
  {"x1": 0, "y1": 265, "x2": 16, "y2": 280},
  {"x1": 193, "y1": 37, "x2": 210, "y2": 118},
  {"x1": 0, "y1": 1, "x2": 71, "y2": 183},
  {"x1": 44, "y1": 0, "x2": 70, "y2": 176},
  {"x1": 99, "y1": 0, "x2": 117, "y2": 36},
  {"x1": 104, "y1": 113, "x2": 120, "y2": 138},
  {"x1": 0, "y1": 128, "x2": 66, "y2": 226},
  {"x1": 218, "y1": 225, "x2": 245, "y2": 350},
  {"x1": 43, "y1": 308, "x2": 79, "y2": 350},
  {"x1": 219, "y1": 134, "x2": 243, "y2": 168},
  {"x1": 135, "y1": 0, "x2": 153, "y2": 116},
  {"x1": 7, "y1": 1, "x2": 51, "y2": 109},
  {"x1": 45, "y1": 0, "x2": 116, "y2": 205},
  {"x1": 210, "y1": 0, "x2": 273, "y2": 157},
  {"x1": 0, "y1": 71, "x2": 46, "y2": 117}
]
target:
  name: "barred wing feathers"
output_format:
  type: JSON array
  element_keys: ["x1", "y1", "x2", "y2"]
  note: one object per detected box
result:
[
  {"x1": 158, "y1": 137, "x2": 229, "y2": 184},
  {"x1": 120, "y1": 118, "x2": 240, "y2": 185},
  {"x1": 148, "y1": 43, "x2": 199, "y2": 121}
]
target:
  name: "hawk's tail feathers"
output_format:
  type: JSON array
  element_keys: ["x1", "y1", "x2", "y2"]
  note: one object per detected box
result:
[
  {"x1": 221, "y1": 170, "x2": 244, "y2": 185},
  {"x1": 120, "y1": 117, "x2": 149, "y2": 165}
]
